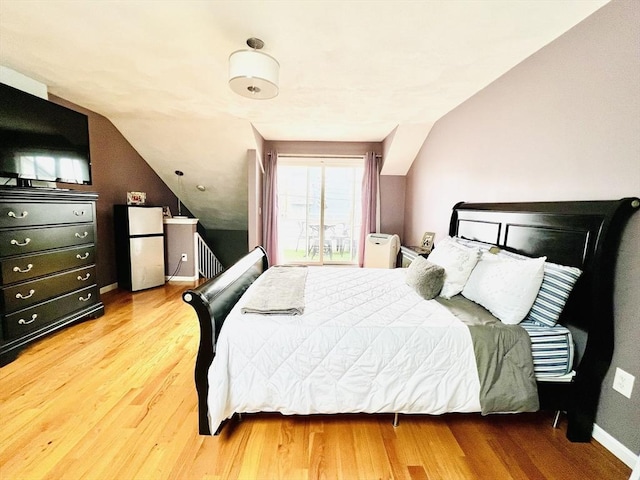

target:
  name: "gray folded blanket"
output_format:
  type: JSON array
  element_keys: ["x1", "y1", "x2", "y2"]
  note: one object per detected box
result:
[{"x1": 241, "y1": 266, "x2": 308, "y2": 315}]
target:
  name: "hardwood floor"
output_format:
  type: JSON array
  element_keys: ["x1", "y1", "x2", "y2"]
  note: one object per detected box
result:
[{"x1": 0, "y1": 283, "x2": 631, "y2": 480}]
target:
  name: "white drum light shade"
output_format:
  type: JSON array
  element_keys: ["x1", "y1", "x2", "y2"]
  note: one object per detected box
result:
[{"x1": 229, "y1": 49, "x2": 279, "y2": 100}]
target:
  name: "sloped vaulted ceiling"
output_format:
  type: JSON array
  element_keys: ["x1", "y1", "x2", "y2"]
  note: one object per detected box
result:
[{"x1": 0, "y1": 0, "x2": 608, "y2": 229}]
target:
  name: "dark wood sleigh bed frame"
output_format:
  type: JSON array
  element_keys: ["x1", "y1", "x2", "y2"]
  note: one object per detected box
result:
[{"x1": 183, "y1": 198, "x2": 639, "y2": 442}]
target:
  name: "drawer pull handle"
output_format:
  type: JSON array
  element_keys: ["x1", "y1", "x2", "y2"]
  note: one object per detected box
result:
[
  {"x1": 7, "y1": 210, "x2": 29, "y2": 219},
  {"x1": 75, "y1": 231, "x2": 89, "y2": 239},
  {"x1": 10, "y1": 238, "x2": 31, "y2": 246},
  {"x1": 76, "y1": 252, "x2": 90, "y2": 260},
  {"x1": 73, "y1": 210, "x2": 86, "y2": 216},
  {"x1": 16, "y1": 289, "x2": 35, "y2": 300},
  {"x1": 13, "y1": 264, "x2": 33, "y2": 273},
  {"x1": 77, "y1": 273, "x2": 91, "y2": 281},
  {"x1": 79, "y1": 293, "x2": 92, "y2": 302},
  {"x1": 18, "y1": 314, "x2": 38, "y2": 325}
]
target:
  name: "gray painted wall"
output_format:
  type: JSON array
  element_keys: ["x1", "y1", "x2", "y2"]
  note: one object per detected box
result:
[
  {"x1": 50, "y1": 96, "x2": 178, "y2": 288},
  {"x1": 380, "y1": 175, "x2": 406, "y2": 242},
  {"x1": 204, "y1": 229, "x2": 249, "y2": 268},
  {"x1": 404, "y1": 0, "x2": 639, "y2": 453},
  {"x1": 164, "y1": 221, "x2": 197, "y2": 278}
]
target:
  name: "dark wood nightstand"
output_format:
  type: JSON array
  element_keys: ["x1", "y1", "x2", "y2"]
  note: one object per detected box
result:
[{"x1": 398, "y1": 246, "x2": 430, "y2": 267}]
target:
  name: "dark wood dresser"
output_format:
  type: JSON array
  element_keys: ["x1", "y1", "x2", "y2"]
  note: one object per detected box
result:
[{"x1": 0, "y1": 187, "x2": 104, "y2": 366}]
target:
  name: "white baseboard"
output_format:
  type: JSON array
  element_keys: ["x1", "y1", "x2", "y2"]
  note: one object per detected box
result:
[
  {"x1": 631, "y1": 454, "x2": 640, "y2": 480},
  {"x1": 166, "y1": 275, "x2": 198, "y2": 282},
  {"x1": 100, "y1": 279, "x2": 195, "y2": 292},
  {"x1": 100, "y1": 283, "x2": 118, "y2": 294},
  {"x1": 593, "y1": 423, "x2": 638, "y2": 469}
]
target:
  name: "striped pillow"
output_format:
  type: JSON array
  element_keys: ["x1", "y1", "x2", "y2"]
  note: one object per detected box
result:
[
  {"x1": 454, "y1": 237, "x2": 497, "y2": 253},
  {"x1": 453, "y1": 237, "x2": 582, "y2": 327},
  {"x1": 519, "y1": 320, "x2": 575, "y2": 376},
  {"x1": 524, "y1": 261, "x2": 582, "y2": 327},
  {"x1": 497, "y1": 250, "x2": 582, "y2": 327}
]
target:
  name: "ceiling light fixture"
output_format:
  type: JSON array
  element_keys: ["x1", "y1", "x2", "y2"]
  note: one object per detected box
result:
[{"x1": 229, "y1": 37, "x2": 279, "y2": 100}]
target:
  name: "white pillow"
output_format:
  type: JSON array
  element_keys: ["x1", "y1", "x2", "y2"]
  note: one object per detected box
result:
[
  {"x1": 427, "y1": 237, "x2": 481, "y2": 299},
  {"x1": 461, "y1": 252, "x2": 546, "y2": 325}
]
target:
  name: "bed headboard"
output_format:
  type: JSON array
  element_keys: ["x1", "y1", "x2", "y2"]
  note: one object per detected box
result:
[{"x1": 449, "y1": 198, "x2": 639, "y2": 441}]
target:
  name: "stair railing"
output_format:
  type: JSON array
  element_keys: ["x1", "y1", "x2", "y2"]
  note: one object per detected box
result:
[{"x1": 196, "y1": 233, "x2": 224, "y2": 279}]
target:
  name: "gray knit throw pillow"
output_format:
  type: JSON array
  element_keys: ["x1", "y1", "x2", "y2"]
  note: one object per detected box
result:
[{"x1": 405, "y1": 256, "x2": 445, "y2": 300}]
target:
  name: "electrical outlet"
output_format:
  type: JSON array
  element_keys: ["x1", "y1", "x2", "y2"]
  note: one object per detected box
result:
[
  {"x1": 612, "y1": 367, "x2": 635, "y2": 398},
  {"x1": 181, "y1": 253, "x2": 188, "y2": 262}
]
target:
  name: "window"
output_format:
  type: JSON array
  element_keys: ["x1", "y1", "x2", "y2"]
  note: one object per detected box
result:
[{"x1": 277, "y1": 156, "x2": 364, "y2": 265}]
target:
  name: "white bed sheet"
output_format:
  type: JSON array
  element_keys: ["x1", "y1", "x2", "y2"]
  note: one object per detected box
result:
[{"x1": 206, "y1": 267, "x2": 482, "y2": 432}]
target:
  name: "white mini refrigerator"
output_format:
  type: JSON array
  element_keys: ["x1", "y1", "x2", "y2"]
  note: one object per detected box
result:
[{"x1": 114, "y1": 205, "x2": 166, "y2": 291}]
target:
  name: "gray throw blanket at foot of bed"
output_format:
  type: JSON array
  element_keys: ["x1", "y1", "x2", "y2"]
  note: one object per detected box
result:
[
  {"x1": 468, "y1": 323, "x2": 539, "y2": 414},
  {"x1": 241, "y1": 266, "x2": 308, "y2": 315},
  {"x1": 437, "y1": 295, "x2": 539, "y2": 414}
]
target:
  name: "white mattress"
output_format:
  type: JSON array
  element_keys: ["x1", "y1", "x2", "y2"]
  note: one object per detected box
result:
[{"x1": 207, "y1": 267, "x2": 482, "y2": 432}]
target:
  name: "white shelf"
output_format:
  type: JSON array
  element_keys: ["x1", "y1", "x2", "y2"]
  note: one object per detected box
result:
[{"x1": 163, "y1": 217, "x2": 198, "y2": 225}]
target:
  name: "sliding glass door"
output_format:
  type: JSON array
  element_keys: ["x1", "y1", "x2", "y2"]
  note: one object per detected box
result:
[{"x1": 277, "y1": 157, "x2": 363, "y2": 265}]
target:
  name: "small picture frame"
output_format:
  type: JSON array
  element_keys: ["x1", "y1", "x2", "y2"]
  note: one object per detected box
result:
[
  {"x1": 162, "y1": 206, "x2": 172, "y2": 218},
  {"x1": 127, "y1": 191, "x2": 146, "y2": 205},
  {"x1": 420, "y1": 232, "x2": 436, "y2": 253}
]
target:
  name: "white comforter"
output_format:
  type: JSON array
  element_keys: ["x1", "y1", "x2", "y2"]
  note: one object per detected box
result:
[{"x1": 207, "y1": 267, "x2": 482, "y2": 432}]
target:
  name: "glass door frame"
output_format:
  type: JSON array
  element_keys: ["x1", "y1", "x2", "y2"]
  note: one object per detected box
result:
[{"x1": 277, "y1": 155, "x2": 364, "y2": 266}]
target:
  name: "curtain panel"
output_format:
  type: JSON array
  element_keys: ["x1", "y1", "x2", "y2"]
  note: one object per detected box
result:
[
  {"x1": 262, "y1": 150, "x2": 279, "y2": 265},
  {"x1": 358, "y1": 152, "x2": 381, "y2": 267}
]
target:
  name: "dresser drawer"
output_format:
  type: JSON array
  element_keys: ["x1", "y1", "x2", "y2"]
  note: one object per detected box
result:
[
  {"x1": 0, "y1": 225, "x2": 94, "y2": 258},
  {"x1": 3, "y1": 285, "x2": 99, "y2": 340},
  {"x1": 1, "y1": 265, "x2": 96, "y2": 313},
  {"x1": 0, "y1": 202, "x2": 93, "y2": 228},
  {"x1": 0, "y1": 245, "x2": 95, "y2": 285}
]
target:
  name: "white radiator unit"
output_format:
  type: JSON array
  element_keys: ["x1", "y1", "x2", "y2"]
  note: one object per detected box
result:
[{"x1": 364, "y1": 233, "x2": 400, "y2": 268}]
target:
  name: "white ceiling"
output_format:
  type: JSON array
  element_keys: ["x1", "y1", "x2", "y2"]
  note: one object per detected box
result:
[{"x1": 0, "y1": 0, "x2": 607, "y2": 229}]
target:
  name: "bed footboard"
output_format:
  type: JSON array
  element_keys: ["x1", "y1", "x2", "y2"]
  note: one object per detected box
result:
[{"x1": 182, "y1": 246, "x2": 269, "y2": 435}]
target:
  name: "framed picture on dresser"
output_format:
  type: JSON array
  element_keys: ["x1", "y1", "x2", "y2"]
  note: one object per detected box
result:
[{"x1": 420, "y1": 232, "x2": 435, "y2": 253}]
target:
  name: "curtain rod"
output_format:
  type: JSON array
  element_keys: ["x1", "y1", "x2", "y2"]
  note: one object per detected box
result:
[{"x1": 267, "y1": 152, "x2": 382, "y2": 158}]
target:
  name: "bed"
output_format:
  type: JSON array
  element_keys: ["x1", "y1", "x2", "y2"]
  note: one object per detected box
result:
[{"x1": 183, "y1": 198, "x2": 639, "y2": 442}]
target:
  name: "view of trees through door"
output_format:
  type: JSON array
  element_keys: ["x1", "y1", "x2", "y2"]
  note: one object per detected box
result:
[{"x1": 277, "y1": 156, "x2": 364, "y2": 265}]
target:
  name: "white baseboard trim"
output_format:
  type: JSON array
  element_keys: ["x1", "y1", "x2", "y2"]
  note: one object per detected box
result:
[
  {"x1": 631, "y1": 454, "x2": 640, "y2": 480},
  {"x1": 166, "y1": 275, "x2": 198, "y2": 282},
  {"x1": 100, "y1": 283, "x2": 118, "y2": 294},
  {"x1": 593, "y1": 423, "x2": 638, "y2": 469}
]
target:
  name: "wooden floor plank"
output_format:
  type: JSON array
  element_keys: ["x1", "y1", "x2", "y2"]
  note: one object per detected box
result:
[{"x1": 0, "y1": 283, "x2": 632, "y2": 480}]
